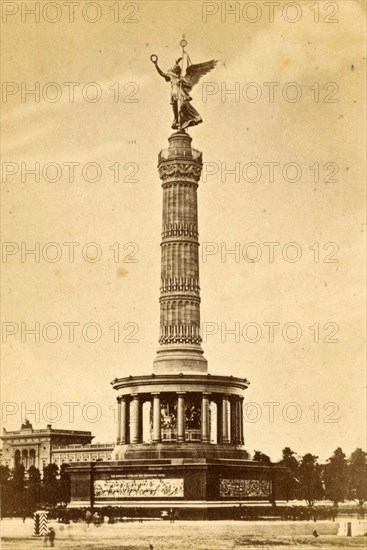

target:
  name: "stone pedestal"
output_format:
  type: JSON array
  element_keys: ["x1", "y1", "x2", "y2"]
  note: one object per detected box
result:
[{"x1": 68, "y1": 458, "x2": 287, "y2": 517}]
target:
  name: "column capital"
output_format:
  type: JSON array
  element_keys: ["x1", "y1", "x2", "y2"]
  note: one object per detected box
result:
[{"x1": 215, "y1": 393, "x2": 229, "y2": 401}]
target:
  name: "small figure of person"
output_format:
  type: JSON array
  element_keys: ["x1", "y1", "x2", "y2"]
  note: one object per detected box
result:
[
  {"x1": 48, "y1": 527, "x2": 56, "y2": 547},
  {"x1": 169, "y1": 508, "x2": 175, "y2": 524},
  {"x1": 85, "y1": 510, "x2": 92, "y2": 526},
  {"x1": 312, "y1": 505, "x2": 317, "y2": 522},
  {"x1": 93, "y1": 511, "x2": 100, "y2": 526},
  {"x1": 332, "y1": 505, "x2": 337, "y2": 522},
  {"x1": 63, "y1": 509, "x2": 70, "y2": 525},
  {"x1": 313, "y1": 529, "x2": 319, "y2": 538}
]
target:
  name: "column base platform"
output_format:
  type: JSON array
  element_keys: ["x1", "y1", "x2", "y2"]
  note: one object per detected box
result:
[
  {"x1": 67, "y1": 455, "x2": 287, "y2": 518},
  {"x1": 113, "y1": 442, "x2": 250, "y2": 461},
  {"x1": 153, "y1": 345, "x2": 208, "y2": 374}
]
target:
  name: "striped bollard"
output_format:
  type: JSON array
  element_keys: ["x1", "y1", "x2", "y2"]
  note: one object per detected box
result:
[
  {"x1": 33, "y1": 511, "x2": 39, "y2": 536},
  {"x1": 33, "y1": 510, "x2": 48, "y2": 536}
]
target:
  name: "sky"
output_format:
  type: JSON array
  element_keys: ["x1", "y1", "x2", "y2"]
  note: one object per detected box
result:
[{"x1": 1, "y1": 0, "x2": 366, "y2": 462}]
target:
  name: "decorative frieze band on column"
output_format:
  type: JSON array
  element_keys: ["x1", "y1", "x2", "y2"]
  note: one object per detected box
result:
[
  {"x1": 159, "y1": 323, "x2": 202, "y2": 345},
  {"x1": 152, "y1": 393, "x2": 161, "y2": 443},
  {"x1": 177, "y1": 393, "x2": 186, "y2": 443},
  {"x1": 160, "y1": 276, "x2": 200, "y2": 294},
  {"x1": 162, "y1": 222, "x2": 198, "y2": 240},
  {"x1": 201, "y1": 393, "x2": 210, "y2": 443},
  {"x1": 158, "y1": 162, "x2": 202, "y2": 183},
  {"x1": 222, "y1": 397, "x2": 230, "y2": 444},
  {"x1": 130, "y1": 395, "x2": 141, "y2": 444}
]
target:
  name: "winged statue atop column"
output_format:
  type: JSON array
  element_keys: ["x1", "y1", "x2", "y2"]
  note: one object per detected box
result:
[{"x1": 151, "y1": 37, "x2": 217, "y2": 131}]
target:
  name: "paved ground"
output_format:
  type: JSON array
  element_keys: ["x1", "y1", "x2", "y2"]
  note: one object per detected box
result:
[{"x1": 1, "y1": 519, "x2": 366, "y2": 550}]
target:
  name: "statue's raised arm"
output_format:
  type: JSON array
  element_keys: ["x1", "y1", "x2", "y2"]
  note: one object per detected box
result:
[
  {"x1": 151, "y1": 41, "x2": 217, "y2": 131},
  {"x1": 151, "y1": 54, "x2": 170, "y2": 82}
]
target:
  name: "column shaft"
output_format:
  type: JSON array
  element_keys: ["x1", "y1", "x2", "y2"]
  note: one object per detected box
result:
[
  {"x1": 216, "y1": 399, "x2": 223, "y2": 444},
  {"x1": 201, "y1": 393, "x2": 210, "y2": 443},
  {"x1": 120, "y1": 398, "x2": 127, "y2": 444},
  {"x1": 222, "y1": 397, "x2": 229, "y2": 443},
  {"x1": 154, "y1": 132, "x2": 208, "y2": 374},
  {"x1": 239, "y1": 397, "x2": 244, "y2": 445},
  {"x1": 236, "y1": 399, "x2": 242, "y2": 444},
  {"x1": 230, "y1": 397, "x2": 237, "y2": 444},
  {"x1": 117, "y1": 399, "x2": 121, "y2": 444},
  {"x1": 152, "y1": 394, "x2": 161, "y2": 443},
  {"x1": 177, "y1": 393, "x2": 186, "y2": 442},
  {"x1": 130, "y1": 395, "x2": 141, "y2": 444}
]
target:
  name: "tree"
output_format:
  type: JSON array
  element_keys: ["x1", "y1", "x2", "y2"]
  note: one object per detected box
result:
[
  {"x1": 0, "y1": 465, "x2": 11, "y2": 485},
  {"x1": 12, "y1": 463, "x2": 25, "y2": 492},
  {"x1": 0, "y1": 465, "x2": 11, "y2": 507},
  {"x1": 0, "y1": 465, "x2": 13, "y2": 516},
  {"x1": 253, "y1": 451, "x2": 271, "y2": 464},
  {"x1": 279, "y1": 447, "x2": 300, "y2": 501},
  {"x1": 10, "y1": 463, "x2": 26, "y2": 515},
  {"x1": 348, "y1": 448, "x2": 367, "y2": 512},
  {"x1": 43, "y1": 463, "x2": 58, "y2": 485},
  {"x1": 299, "y1": 453, "x2": 324, "y2": 507},
  {"x1": 324, "y1": 447, "x2": 348, "y2": 506},
  {"x1": 42, "y1": 463, "x2": 59, "y2": 506},
  {"x1": 27, "y1": 465, "x2": 41, "y2": 511},
  {"x1": 59, "y1": 464, "x2": 70, "y2": 504},
  {"x1": 28, "y1": 465, "x2": 41, "y2": 484}
]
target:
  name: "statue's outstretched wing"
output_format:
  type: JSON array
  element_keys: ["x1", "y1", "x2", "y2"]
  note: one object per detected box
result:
[{"x1": 184, "y1": 60, "x2": 217, "y2": 89}]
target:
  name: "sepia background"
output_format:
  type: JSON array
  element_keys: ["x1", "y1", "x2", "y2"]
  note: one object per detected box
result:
[{"x1": 1, "y1": 0, "x2": 366, "y2": 461}]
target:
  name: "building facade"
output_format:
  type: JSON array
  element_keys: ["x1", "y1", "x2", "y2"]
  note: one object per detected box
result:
[
  {"x1": 0, "y1": 420, "x2": 112, "y2": 471},
  {"x1": 52, "y1": 443, "x2": 113, "y2": 467}
]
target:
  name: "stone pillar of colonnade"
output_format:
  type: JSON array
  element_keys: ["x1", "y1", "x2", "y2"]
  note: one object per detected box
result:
[
  {"x1": 222, "y1": 397, "x2": 230, "y2": 444},
  {"x1": 177, "y1": 393, "x2": 186, "y2": 443},
  {"x1": 201, "y1": 393, "x2": 210, "y2": 443},
  {"x1": 152, "y1": 393, "x2": 161, "y2": 443},
  {"x1": 129, "y1": 395, "x2": 141, "y2": 444}
]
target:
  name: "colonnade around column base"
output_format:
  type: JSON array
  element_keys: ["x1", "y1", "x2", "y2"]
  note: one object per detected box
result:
[{"x1": 115, "y1": 392, "x2": 245, "y2": 448}]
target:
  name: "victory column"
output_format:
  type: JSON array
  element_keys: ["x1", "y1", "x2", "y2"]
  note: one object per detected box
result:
[{"x1": 68, "y1": 38, "x2": 285, "y2": 518}]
